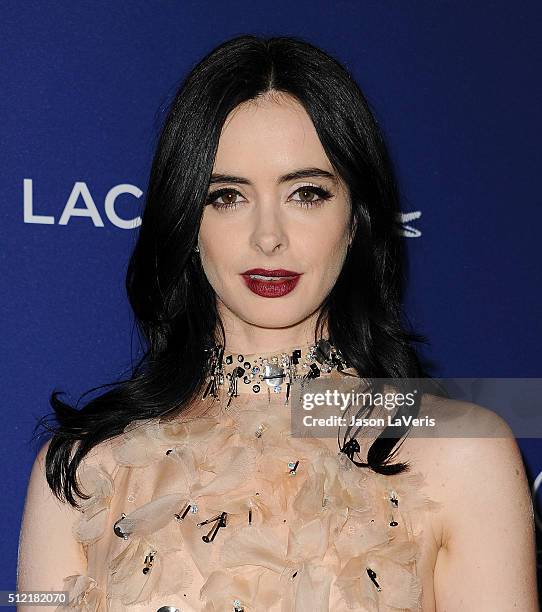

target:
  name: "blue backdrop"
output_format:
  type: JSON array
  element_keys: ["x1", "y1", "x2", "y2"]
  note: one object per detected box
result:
[{"x1": 2, "y1": 0, "x2": 541, "y2": 596}]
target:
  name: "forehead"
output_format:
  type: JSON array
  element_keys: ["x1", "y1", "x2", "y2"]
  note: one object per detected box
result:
[{"x1": 213, "y1": 92, "x2": 333, "y2": 174}]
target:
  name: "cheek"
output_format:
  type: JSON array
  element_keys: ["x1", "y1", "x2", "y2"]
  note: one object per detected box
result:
[
  {"x1": 304, "y1": 214, "x2": 350, "y2": 276},
  {"x1": 199, "y1": 207, "x2": 244, "y2": 250},
  {"x1": 197, "y1": 217, "x2": 243, "y2": 296}
]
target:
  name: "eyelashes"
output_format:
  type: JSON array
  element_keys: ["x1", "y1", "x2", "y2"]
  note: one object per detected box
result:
[{"x1": 205, "y1": 185, "x2": 333, "y2": 211}]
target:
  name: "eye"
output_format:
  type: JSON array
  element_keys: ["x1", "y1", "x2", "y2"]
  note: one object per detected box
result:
[
  {"x1": 206, "y1": 185, "x2": 333, "y2": 210},
  {"x1": 206, "y1": 188, "x2": 246, "y2": 210},
  {"x1": 289, "y1": 185, "x2": 333, "y2": 208}
]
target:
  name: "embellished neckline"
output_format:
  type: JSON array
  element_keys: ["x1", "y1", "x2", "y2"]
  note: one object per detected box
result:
[
  {"x1": 70, "y1": 339, "x2": 440, "y2": 612},
  {"x1": 202, "y1": 338, "x2": 351, "y2": 406}
]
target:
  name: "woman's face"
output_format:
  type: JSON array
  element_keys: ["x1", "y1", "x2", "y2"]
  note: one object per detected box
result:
[{"x1": 198, "y1": 92, "x2": 353, "y2": 335}]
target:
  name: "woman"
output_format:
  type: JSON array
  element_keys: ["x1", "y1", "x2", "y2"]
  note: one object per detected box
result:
[{"x1": 17, "y1": 35, "x2": 537, "y2": 611}]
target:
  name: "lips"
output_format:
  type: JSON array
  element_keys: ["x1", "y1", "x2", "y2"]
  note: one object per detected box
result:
[
  {"x1": 241, "y1": 268, "x2": 300, "y2": 278},
  {"x1": 240, "y1": 268, "x2": 302, "y2": 298}
]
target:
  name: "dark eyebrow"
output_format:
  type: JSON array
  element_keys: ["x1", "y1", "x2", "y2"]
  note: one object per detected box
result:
[{"x1": 209, "y1": 167, "x2": 338, "y2": 186}]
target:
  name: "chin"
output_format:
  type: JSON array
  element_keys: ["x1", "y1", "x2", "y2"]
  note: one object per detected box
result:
[{"x1": 236, "y1": 306, "x2": 316, "y2": 330}]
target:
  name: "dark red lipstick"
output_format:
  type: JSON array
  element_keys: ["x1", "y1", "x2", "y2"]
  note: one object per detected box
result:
[{"x1": 240, "y1": 268, "x2": 302, "y2": 298}]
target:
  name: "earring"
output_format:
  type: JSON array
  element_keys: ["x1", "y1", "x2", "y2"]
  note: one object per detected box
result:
[{"x1": 194, "y1": 245, "x2": 200, "y2": 253}]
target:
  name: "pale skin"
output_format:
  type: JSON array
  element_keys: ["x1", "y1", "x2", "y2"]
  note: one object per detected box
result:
[
  {"x1": 18, "y1": 92, "x2": 538, "y2": 610},
  {"x1": 197, "y1": 90, "x2": 354, "y2": 355}
]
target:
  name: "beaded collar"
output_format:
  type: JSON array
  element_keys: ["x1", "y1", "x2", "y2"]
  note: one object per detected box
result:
[{"x1": 202, "y1": 338, "x2": 351, "y2": 407}]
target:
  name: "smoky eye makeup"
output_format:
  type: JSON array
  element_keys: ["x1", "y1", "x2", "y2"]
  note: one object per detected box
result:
[
  {"x1": 205, "y1": 187, "x2": 246, "y2": 209},
  {"x1": 205, "y1": 183, "x2": 335, "y2": 211},
  {"x1": 288, "y1": 184, "x2": 334, "y2": 207}
]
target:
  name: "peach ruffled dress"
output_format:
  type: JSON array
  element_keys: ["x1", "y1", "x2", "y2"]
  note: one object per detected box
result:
[{"x1": 56, "y1": 342, "x2": 440, "y2": 611}]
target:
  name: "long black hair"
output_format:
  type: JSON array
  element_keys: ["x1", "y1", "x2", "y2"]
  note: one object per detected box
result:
[{"x1": 36, "y1": 34, "x2": 439, "y2": 508}]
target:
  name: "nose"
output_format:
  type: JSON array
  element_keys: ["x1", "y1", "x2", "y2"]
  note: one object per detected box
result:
[{"x1": 249, "y1": 201, "x2": 288, "y2": 256}]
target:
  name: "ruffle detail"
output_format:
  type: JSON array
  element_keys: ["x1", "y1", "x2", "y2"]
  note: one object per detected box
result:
[
  {"x1": 72, "y1": 462, "x2": 115, "y2": 545},
  {"x1": 55, "y1": 574, "x2": 104, "y2": 611},
  {"x1": 65, "y1": 388, "x2": 441, "y2": 611}
]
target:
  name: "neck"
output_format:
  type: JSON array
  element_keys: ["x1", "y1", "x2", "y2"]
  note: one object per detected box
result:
[
  {"x1": 225, "y1": 330, "x2": 314, "y2": 355},
  {"x1": 217, "y1": 310, "x2": 326, "y2": 357},
  {"x1": 202, "y1": 336, "x2": 350, "y2": 405},
  {"x1": 224, "y1": 337, "x2": 316, "y2": 357}
]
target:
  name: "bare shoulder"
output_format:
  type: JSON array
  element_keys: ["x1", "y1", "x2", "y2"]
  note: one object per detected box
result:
[
  {"x1": 398, "y1": 393, "x2": 529, "y2": 517},
  {"x1": 396, "y1": 394, "x2": 538, "y2": 610},
  {"x1": 18, "y1": 439, "x2": 87, "y2": 594}
]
